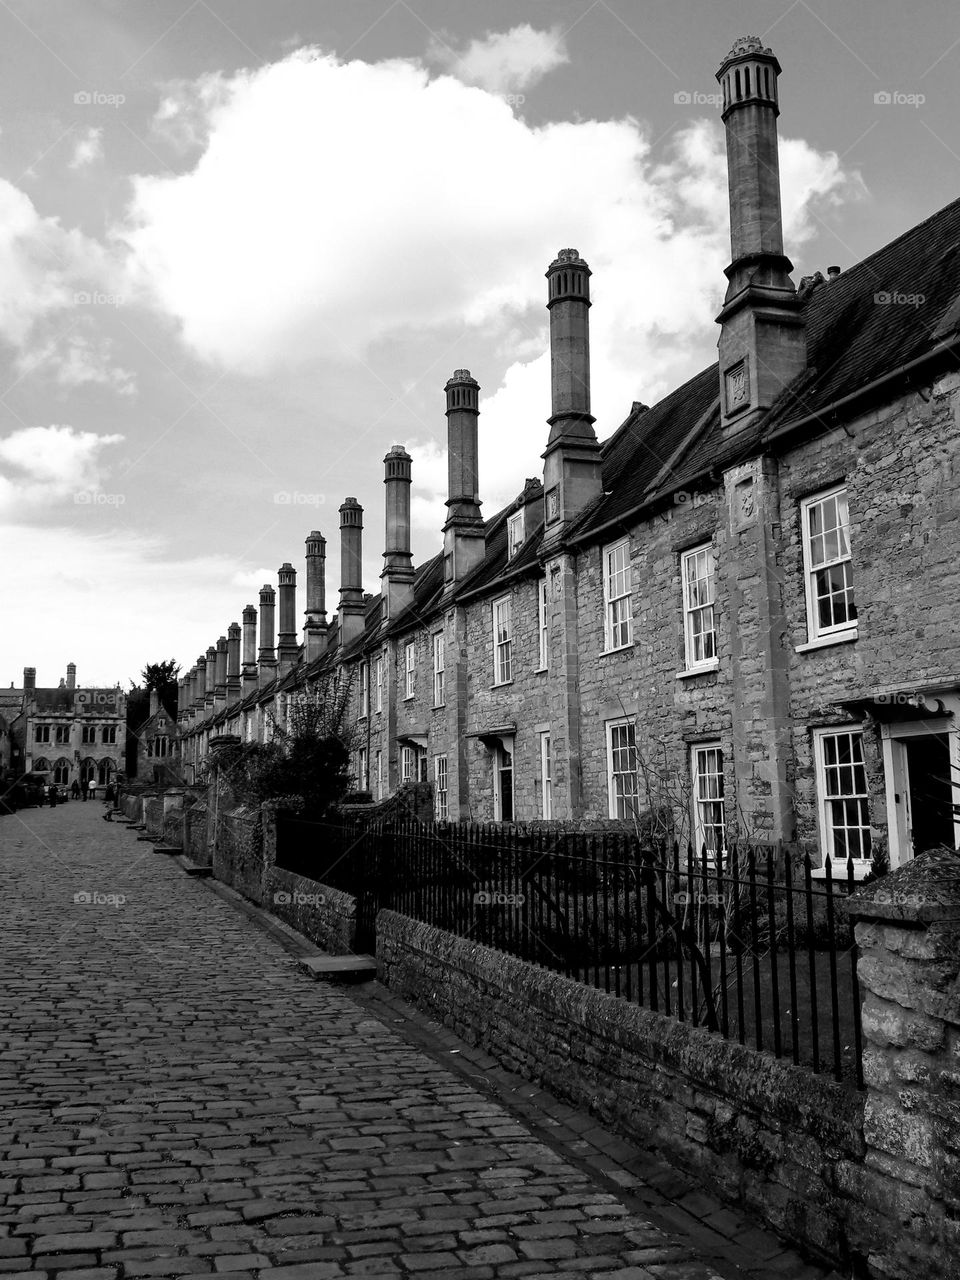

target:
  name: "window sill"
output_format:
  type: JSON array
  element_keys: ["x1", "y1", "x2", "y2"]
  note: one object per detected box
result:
[
  {"x1": 811, "y1": 862, "x2": 873, "y2": 882},
  {"x1": 599, "y1": 644, "x2": 634, "y2": 658},
  {"x1": 403, "y1": 695, "x2": 415, "y2": 702},
  {"x1": 534, "y1": 666, "x2": 548, "y2": 674},
  {"x1": 432, "y1": 704, "x2": 446, "y2": 711},
  {"x1": 676, "y1": 662, "x2": 719, "y2": 680},
  {"x1": 795, "y1": 631, "x2": 858, "y2": 654},
  {"x1": 492, "y1": 680, "x2": 514, "y2": 689}
]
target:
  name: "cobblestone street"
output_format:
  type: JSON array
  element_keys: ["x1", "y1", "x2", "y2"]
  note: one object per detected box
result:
[{"x1": 0, "y1": 802, "x2": 831, "y2": 1280}]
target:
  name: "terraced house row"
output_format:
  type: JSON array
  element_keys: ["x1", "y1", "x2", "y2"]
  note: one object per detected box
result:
[{"x1": 176, "y1": 36, "x2": 960, "y2": 875}]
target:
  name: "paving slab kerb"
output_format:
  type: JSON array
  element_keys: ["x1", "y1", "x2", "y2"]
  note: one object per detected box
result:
[{"x1": 0, "y1": 802, "x2": 836, "y2": 1279}]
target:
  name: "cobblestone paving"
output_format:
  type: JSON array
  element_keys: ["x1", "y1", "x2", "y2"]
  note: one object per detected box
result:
[{"x1": 0, "y1": 802, "x2": 826, "y2": 1279}]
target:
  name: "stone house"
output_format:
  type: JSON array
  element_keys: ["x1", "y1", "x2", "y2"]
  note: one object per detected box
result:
[
  {"x1": 177, "y1": 35, "x2": 960, "y2": 874},
  {"x1": 8, "y1": 664, "x2": 126, "y2": 790}
]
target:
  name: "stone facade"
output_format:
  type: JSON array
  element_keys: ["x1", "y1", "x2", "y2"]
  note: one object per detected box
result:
[{"x1": 174, "y1": 34, "x2": 960, "y2": 876}]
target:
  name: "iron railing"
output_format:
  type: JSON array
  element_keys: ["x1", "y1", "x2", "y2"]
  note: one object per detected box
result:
[{"x1": 275, "y1": 814, "x2": 865, "y2": 1088}]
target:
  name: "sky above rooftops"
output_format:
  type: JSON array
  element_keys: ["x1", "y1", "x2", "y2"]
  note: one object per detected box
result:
[{"x1": 1, "y1": 0, "x2": 957, "y2": 686}]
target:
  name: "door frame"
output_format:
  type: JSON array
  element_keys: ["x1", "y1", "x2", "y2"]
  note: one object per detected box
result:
[{"x1": 881, "y1": 702, "x2": 960, "y2": 867}]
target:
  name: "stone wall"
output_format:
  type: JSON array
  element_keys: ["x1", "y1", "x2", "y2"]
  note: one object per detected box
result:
[
  {"x1": 377, "y1": 909, "x2": 865, "y2": 1271},
  {"x1": 143, "y1": 795, "x2": 164, "y2": 837},
  {"x1": 212, "y1": 805, "x2": 263, "y2": 903},
  {"x1": 846, "y1": 850, "x2": 960, "y2": 1279},
  {"x1": 264, "y1": 866, "x2": 356, "y2": 953}
]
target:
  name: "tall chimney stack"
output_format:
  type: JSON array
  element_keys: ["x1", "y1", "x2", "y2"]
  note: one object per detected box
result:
[
  {"x1": 541, "y1": 249, "x2": 602, "y2": 545},
  {"x1": 214, "y1": 637, "x2": 228, "y2": 712},
  {"x1": 715, "y1": 36, "x2": 805, "y2": 433},
  {"x1": 66, "y1": 662, "x2": 76, "y2": 690},
  {"x1": 338, "y1": 498, "x2": 365, "y2": 649},
  {"x1": 194, "y1": 655, "x2": 207, "y2": 719},
  {"x1": 204, "y1": 645, "x2": 217, "y2": 710},
  {"x1": 277, "y1": 563, "x2": 299, "y2": 677},
  {"x1": 226, "y1": 622, "x2": 242, "y2": 703},
  {"x1": 258, "y1": 585, "x2": 277, "y2": 688},
  {"x1": 381, "y1": 446, "x2": 415, "y2": 621},
  {"x1": 23, "y1": 667, "x2": 35, "y2": 692},
  {"x1": 241, "y1": 605, "x2": 258, "y2": 697},
  {"x1": 442, "y1": 370, "x2": 486, "y2": 593},
  {"x1": 149, "y1": 687, "x2": 159, "y2": 719},
  {"x1": 304, "y1": 532, "x2": 328, "y2": 663}
]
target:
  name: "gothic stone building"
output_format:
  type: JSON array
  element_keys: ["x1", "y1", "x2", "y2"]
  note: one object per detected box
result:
[
  {"x1": 9, "y1": 664, "x2": 126, "y2": 791},
  {"x1": 178, "y1": 36, "x2": 960, "y2": 876}
]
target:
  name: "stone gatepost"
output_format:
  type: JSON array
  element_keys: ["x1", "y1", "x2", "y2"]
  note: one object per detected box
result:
[{"x1": 847, "y1": 849, "x2": 960, "y2": 1279}]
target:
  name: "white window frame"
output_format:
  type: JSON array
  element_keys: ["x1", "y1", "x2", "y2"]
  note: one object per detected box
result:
[
  {"x1": 603, "y1": 539, "x2": 633, "y2": 652},
  {"x1": 358, "y1": 745, "x2": 368, "y2": 791},
  {"x1": 801, "y1": 486, "x2": 857, "y2": 644},
  {"x1": 492, "y1": 595, "x2": 513, "y2": 685},
  {"x1": 540, "y1": 731, "x2": 553, "y2": 819},
  {"x1": 374, "y1": 654, "x2": 383, "y2": 713},
  {"x1": 358, "y1": 662, "x2": 369, "y2": 720},
  {"x1": 493, "y1": 737, "x2": 515, "y2": 822},
  {"x1": 435, "y1": 754, "x2": 448, "y2": 820},
  {"x1": 433, "y1": 632, "x2": 445, "y2": 707},
  {"x1": 691, "y1": 743, "x2": 726, "y2": 859},
  {"x1": 401, "y1": 744, "x2": 416, "y2": 783},
  {"x1": 375, "y1": 749, "x2": 383, "y2": 800},
  {"x1": 681, "y1": 544, "x2": 718, "y2": 672},
  {"x1": 606, "y1": 719, "x2": 639, "y2": 819},
  {"x1": 507, "y1": 510, "x2": 524, "y2": 558},
  {"x1": 813, "y1": 727, "x2": 872, "y2": 866},
  {"x1": 404, "y1": 640, "x2": 416, "y2": 700},
  {"x1": 537, "y1": 578, "x2": 549, "y2": 671}
]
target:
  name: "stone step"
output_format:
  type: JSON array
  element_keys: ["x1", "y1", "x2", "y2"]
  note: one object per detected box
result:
[
  {"x1": 135, "y1": 834, "x2": 155, "y2": 842},
  {"x1": 180, "y1": 858, "x2": 212, "y2": 878},
  {"x1": 153, "y1": 844, "x2": 183, "y2": 855},
  {"x1": 297, "y1": 954, "x2": 377, "y2": 983}
]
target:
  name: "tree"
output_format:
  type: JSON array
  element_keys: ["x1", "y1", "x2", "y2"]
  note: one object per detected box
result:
[{"x1": 142, "y1": 660, "x2": 181, "y2": 718}]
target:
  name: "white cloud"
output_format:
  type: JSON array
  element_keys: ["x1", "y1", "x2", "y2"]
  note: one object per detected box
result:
[
  {"x1": 69, "y1": 126, "x2": 103, "y2": 169},
  {"x1": 0, "y1": 425, "x2": 124, "y2": 516},
  {"x1": 0, "y1": 523, "x2": 280, "y2": 687},
  {"x1": 426, "y1": 24, "x2": 569, "y2": 93},
  {"x1": 120, "y1": 49, "x2": 862, "y2": 526}
]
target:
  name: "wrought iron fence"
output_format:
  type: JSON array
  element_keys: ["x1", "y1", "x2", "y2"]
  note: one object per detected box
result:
[{"x1": 274, "y1": 813, "x2": 865, "y2": 1089}]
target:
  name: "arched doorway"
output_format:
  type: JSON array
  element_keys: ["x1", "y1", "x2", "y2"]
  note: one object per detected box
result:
[
  {"x1": 80, "y1": 758, "x2": 97, "y2": 785},
  {"x1": 53, "y1": 759, "x2": 70, "y2": 785},
  {"x1": 97, "y1": 758, "x2": 116, "y2": 785},
  {"x1": 33, "y1": 756, "x2": 50, "y2": 775}
]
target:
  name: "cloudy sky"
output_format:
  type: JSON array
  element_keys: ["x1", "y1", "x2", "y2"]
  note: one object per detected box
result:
[{"x1": 1, "y1": 0, "x2": 958, "y2": 689}]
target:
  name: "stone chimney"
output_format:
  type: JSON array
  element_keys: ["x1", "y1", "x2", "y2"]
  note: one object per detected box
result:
[
  {"x1": 277, "y1": 563, "x2": 299, "y2": 677},
  {"x1": 204, "y1": 645, "x2": 217, "y2": 710},
  {"x1": 541, "y1": 250, "x2": 602, "y2": 544},
  {"x1": 715, "y1": 36, "x2": 806, "y2": 433},
  {"x1": 214, "y1": 637, "x2": 228, "y2": 712},
  {"x1": 338, "y1": 498, "x2": 365, "y2": 649},
  {"x1": 226, "y1": 622, "x2": 242, "y2": 703},
  {"x1": 381, "y1": 446, "x2": 415, "y2": 621},
  {"x1": 304, "y1": 532, "x2": 328, "y2": 663},
  {"x1": 23, "y1": 667, "x2": 35, "y2": 692},
  {"x1": 149, "y1": 688, "x2": 159, "y2": 718},
  {"x1": 241, "y1": 605, "x2": 258, "y2": 697},
  {"x1": 194, "y1": 655, "x2": 207, "y2": 719},
  {"x1": 258, "y1": 585, "x2": 278, "y2": 688},
  {"x1": 442, "y1": 369, "x2": 486, "y2": 592},
  {"x1": 66, "y1": 662, "x2": 76, "y2": 690}
]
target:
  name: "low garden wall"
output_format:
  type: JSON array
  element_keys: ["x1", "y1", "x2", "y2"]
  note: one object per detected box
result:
[
  {"x1": 264, "y1": 866, "x2": 357, "y2": 953},
  {"x1": 212, "y1": 804, "x2": 263, "y2": 903}
]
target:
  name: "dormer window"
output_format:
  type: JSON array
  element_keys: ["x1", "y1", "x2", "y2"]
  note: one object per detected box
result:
[{"x1": 507, "y1": 511, "x2": 524, "y2": 558}]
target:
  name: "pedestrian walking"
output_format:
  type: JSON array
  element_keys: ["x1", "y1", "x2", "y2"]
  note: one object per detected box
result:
[
  {"x1": 80, "y1": 777, "x2": 88, "y2": 801},
  {"x1": 71, "y1": 780, "x2": 80, "y2": 799}
]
